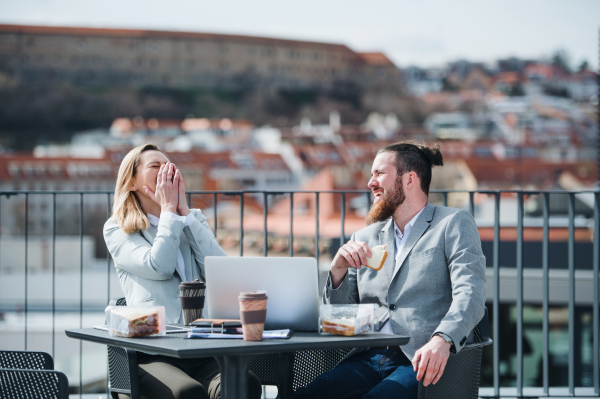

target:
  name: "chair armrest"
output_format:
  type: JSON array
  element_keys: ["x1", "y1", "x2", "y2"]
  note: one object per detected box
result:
[{"x1": 460, "y1": 337, "x2": 493, "y2": 351}]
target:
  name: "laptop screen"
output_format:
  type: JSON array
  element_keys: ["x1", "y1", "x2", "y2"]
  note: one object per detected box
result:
[{"x1": 204, "y1": 256, "x2": 320, "y2": 331}]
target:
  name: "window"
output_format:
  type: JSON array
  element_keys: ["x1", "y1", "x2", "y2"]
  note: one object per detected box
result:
[
  {"x1": 149, "y1": 43, "x2": 160, "y2": 53},
  {"x1": 76, "y1": 41, "x2": 87, "y2": 52}
]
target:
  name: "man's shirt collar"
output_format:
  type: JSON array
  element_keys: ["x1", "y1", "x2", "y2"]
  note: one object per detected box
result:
[{"x1": 394, "y1": 206, "x2": 426, "y2": 240}]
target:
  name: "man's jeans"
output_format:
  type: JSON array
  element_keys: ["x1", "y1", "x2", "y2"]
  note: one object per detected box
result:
[{"x1": 292, "y1": 348, "x2": 418, "y2": 399}]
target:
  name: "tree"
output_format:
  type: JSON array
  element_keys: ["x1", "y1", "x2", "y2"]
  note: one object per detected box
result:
[
  {"x1": 578, "y1": 60, "x2": 589, "y2": 73},
  {"x1": 551, "y1": 50, "x2": 572, "y2": 74}
]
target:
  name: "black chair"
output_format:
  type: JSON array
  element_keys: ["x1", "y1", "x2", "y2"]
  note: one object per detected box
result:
[
  {"x1": 0, "y1": 350, "x2": 69, "y2": 399},
  {"x1": 417, "y1": 307, "x2": 493, "y2": 399},
  {"x1": 282, "y1": 307, "x2": 492, "y2": 399},
  {"x1": 106, "y1": 297, "x2": 141, "y2": 399}
]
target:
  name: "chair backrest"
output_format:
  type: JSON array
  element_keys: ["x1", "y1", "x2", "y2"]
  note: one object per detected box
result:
[
  {"x1": 472, "y1": 307, "x2": 490, "y2": 344},
  {"x1": 107, "y1": 297, "x2": 141, "y2": 399},
  {"x1": 417, "y1": 306, "x2": 493, "y2": 399},
  {"x1": 0, "y1": 369, "x2": 69, "y2": 399},
  {"x1": 0, "y1": 351, "x2": 69, "y2": 399},
  {"x1": 291, "y1": 348, "x2": 352, "y2": 394},
  {"x1": 0, "y1": 350, "x2": 54, "y2": 370}
]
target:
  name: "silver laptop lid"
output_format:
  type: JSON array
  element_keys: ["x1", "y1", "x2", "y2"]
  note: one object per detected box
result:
[{"x1": 205, "y1": 256, "x2": 319, "y2": 331}]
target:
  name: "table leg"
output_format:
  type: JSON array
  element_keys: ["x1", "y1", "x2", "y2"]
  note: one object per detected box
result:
[{"x1": 214, "y1": 354, "x2": 257, "y2": 399}]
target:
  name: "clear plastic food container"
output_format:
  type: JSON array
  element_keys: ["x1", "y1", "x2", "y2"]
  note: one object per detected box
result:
[
  {"x1": 319, "y1": 304, "x2": 376, "y2": 336},
  {"x1": 105, "y1": 306, "x2": 166, "y2": 338}
]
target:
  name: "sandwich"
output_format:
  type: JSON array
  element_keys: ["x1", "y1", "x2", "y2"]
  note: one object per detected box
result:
[
  {"x1": 322, "y1": 319, "x2": 356, "y2": 336},
  {"x1": 364, "y1": 245, "x2": 387, "y2": 271},
  {"x1": 322, "y1": 316, "x2": 371, "y2": 336},
  {"x1": 110, "y1": 308, "x2": 160, "y2": 338}
]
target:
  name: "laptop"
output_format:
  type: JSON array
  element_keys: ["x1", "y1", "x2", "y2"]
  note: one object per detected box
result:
[{"x1": 205, "y1": 256, "x2": 320, "y2": 331}]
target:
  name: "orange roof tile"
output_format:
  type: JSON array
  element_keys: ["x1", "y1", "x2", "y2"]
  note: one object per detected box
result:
[{"x1": 357, "y1": 52, "x2": 396, "y2": 67}]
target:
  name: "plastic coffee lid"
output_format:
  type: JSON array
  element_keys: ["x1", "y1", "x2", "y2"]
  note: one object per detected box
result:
[
  {"x1": 238, "y1": 291, "x2": 267, "y2": 301},
  {"x1": 179, "y1": 280, "x2": 206, "y2": 289}
]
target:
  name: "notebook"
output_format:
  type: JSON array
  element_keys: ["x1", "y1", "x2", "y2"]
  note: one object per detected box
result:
[{"x1": 204, "y1": 256, "x2": 320, "y2": 331}]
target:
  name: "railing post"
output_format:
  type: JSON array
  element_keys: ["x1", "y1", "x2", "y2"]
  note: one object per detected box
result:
[
  {"x1": 289, "y1": 193, "x2": 294, "y2": 258},
  {"x1": 568, "y1": 193, "x2": 575, "y2": 395},
  {"x1": 79, "y1": 193, "x2": 84, "y2": 398},
  {"x1": 594, "y1": 191, "x2": 600, "y2": 396},
  {"x1": 263, "y1": 192, "x2": 268, "y2": 257},
  {"x1": 52, "y1": 193, "x2": 57, "y2": 359},
  {"x1": 24, "y1": 193, "x2": 28, "y2": 350},
  {"x1": 106, "y1": 193, "x2": 112, "y2": 306},
  {"x1": 315, "y1": 192, "x2": 319, "y2": 260},
  {"x1": 469, "y1": 191, "x2": 474, "y2": 216},
  {"x1": 213, "y1": 193, "x2": 218, "y2": 239},
  {"x1": 493, "y1": 191, "x2": 500, "y2": 398},
  {"x1": 542, "y1": 192, "x2": 550, "y2": 396},
  {"x1": 516, "y1": 192, "x2": 523, "y2": 397},
  {"x1": 239, "y1": 193, "x2": 244, "y2": 257},
  {"x1": 340, "y1": 193, "x2": 346, "y2": 248}
]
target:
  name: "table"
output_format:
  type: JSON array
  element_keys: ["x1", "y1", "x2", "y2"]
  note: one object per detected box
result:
[{"x1": 65, "y1": 328, "x2": 410, "y2": 399}]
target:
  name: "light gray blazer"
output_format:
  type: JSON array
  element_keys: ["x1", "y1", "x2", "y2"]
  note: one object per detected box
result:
[
  {"x1": 103, "y1": 209, "x2": 226, "y2": 324},
  {"x1": 324, "y1": 203, "x2": 487, "y2": 360}
]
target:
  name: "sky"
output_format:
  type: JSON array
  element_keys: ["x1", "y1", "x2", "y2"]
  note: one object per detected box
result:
[{"x1": 1, "y1": 0, "x2": 598, "y2": 70}]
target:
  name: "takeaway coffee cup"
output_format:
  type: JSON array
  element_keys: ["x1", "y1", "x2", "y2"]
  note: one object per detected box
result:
[
  {"x1": 179, "y1": 280, "x2": 206, "y2": 326},
  {"x1": 238, "y1": 291, "x2": 268, "y2": 341}
]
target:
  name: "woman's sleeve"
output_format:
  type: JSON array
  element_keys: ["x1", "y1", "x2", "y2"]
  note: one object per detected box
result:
[
  {"x1": 183, "y1": 209, "x2": 227, "y2": 262},
  {"x1": 103, "y1": 217, "x2": 183, "y2": 280}
]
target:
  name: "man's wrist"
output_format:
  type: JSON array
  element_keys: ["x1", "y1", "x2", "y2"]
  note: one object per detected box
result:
[{"x1": 433, "y1": 332, "x2": 455, "y2": 352}]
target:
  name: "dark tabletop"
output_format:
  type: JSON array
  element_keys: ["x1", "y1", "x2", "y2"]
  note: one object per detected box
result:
[{"x1": 65, "y1": 328, "x2": 410, "y2": 359}]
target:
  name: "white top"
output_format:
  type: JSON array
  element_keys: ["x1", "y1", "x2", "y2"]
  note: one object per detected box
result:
[{"x1": 380, "y1": 206, "x2": 425, "y2": 335}]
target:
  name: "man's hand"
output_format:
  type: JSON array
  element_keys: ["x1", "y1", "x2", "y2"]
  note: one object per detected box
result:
[
  {"x1": 330, "y1": 240, "x2": 371, "y2": 289},
  {"x1": 412, "y1": 335, "x2": 451, "y2": 386}
]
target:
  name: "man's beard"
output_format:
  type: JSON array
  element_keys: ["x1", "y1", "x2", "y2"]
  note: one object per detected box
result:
[{"x1": 366, "y1": 180, "x2": 405, "y2": 225}]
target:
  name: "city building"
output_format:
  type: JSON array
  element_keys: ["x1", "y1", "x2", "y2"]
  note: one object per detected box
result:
[{"x1": 0, "y1": 24, "x2": 402, "y2": 92}]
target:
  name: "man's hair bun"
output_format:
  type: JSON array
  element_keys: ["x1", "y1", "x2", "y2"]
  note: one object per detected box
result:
[{"x1": 419, "y1": 143, "x2": 443, "y2": 167}]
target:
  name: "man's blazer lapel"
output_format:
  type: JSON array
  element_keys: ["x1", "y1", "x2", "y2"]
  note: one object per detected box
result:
[
  {"x1": 378, "y1": 219, "x2": 396, "y2": 282},
  {"x1": 391, "y1": 203, "x2": 435, "y2": 282}
]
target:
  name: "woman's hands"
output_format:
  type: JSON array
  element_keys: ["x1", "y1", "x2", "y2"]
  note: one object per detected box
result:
[
  {"x1": 143, "y1": 162, "x2": 190, "y2": 216},
  {"x1": 174, "y1": 167, "x2": 191, "y2": 216}
]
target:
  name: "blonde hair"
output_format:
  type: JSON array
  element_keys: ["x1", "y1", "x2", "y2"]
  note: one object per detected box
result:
[{"x1": 111, "y1": 143, "x2": 169, "y2": 234}]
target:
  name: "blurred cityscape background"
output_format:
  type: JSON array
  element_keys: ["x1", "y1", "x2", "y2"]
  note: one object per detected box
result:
[{"x1": 0, "y1": 0, "x2": 598, "y2": 396}]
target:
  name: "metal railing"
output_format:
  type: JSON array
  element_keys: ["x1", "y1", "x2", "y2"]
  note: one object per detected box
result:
[{"x1": 0, "y1": 189, "x2": 599, "y2": 398}]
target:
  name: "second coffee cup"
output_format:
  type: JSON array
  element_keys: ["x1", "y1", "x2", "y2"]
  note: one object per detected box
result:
[{"x1": 179, "y1": 280, "x2": 206, "y2": 326}]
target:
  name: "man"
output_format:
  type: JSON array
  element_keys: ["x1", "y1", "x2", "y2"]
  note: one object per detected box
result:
[{"x1": 293, "y1": 141, "x2": 487, "y2": 399}]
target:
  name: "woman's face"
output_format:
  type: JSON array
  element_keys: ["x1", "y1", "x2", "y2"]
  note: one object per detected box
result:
[{"x1": 130, "y1": 150, "x2": 170, "y2": 195}]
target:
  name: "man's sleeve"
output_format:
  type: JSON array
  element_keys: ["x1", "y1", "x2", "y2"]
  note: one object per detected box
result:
[
  {"x1": 322, "y1": 234, "x2": 360, "y2": 305},
  {"x1": 435, "y1": 210, "x2": 487, "y2": 353}
]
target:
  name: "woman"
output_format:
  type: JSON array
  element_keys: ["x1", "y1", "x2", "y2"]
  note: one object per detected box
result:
[{"x1": 104, "y1": 143, "x2": 262, "y2": 399}]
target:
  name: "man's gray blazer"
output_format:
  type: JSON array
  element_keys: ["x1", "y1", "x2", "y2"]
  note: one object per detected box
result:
[
  {"x1": 324, "y1": 203, "x2": 487, "y2": 359},
  {"x1": 104, "y1": 209, "x2": 226, "y2": 324}
]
